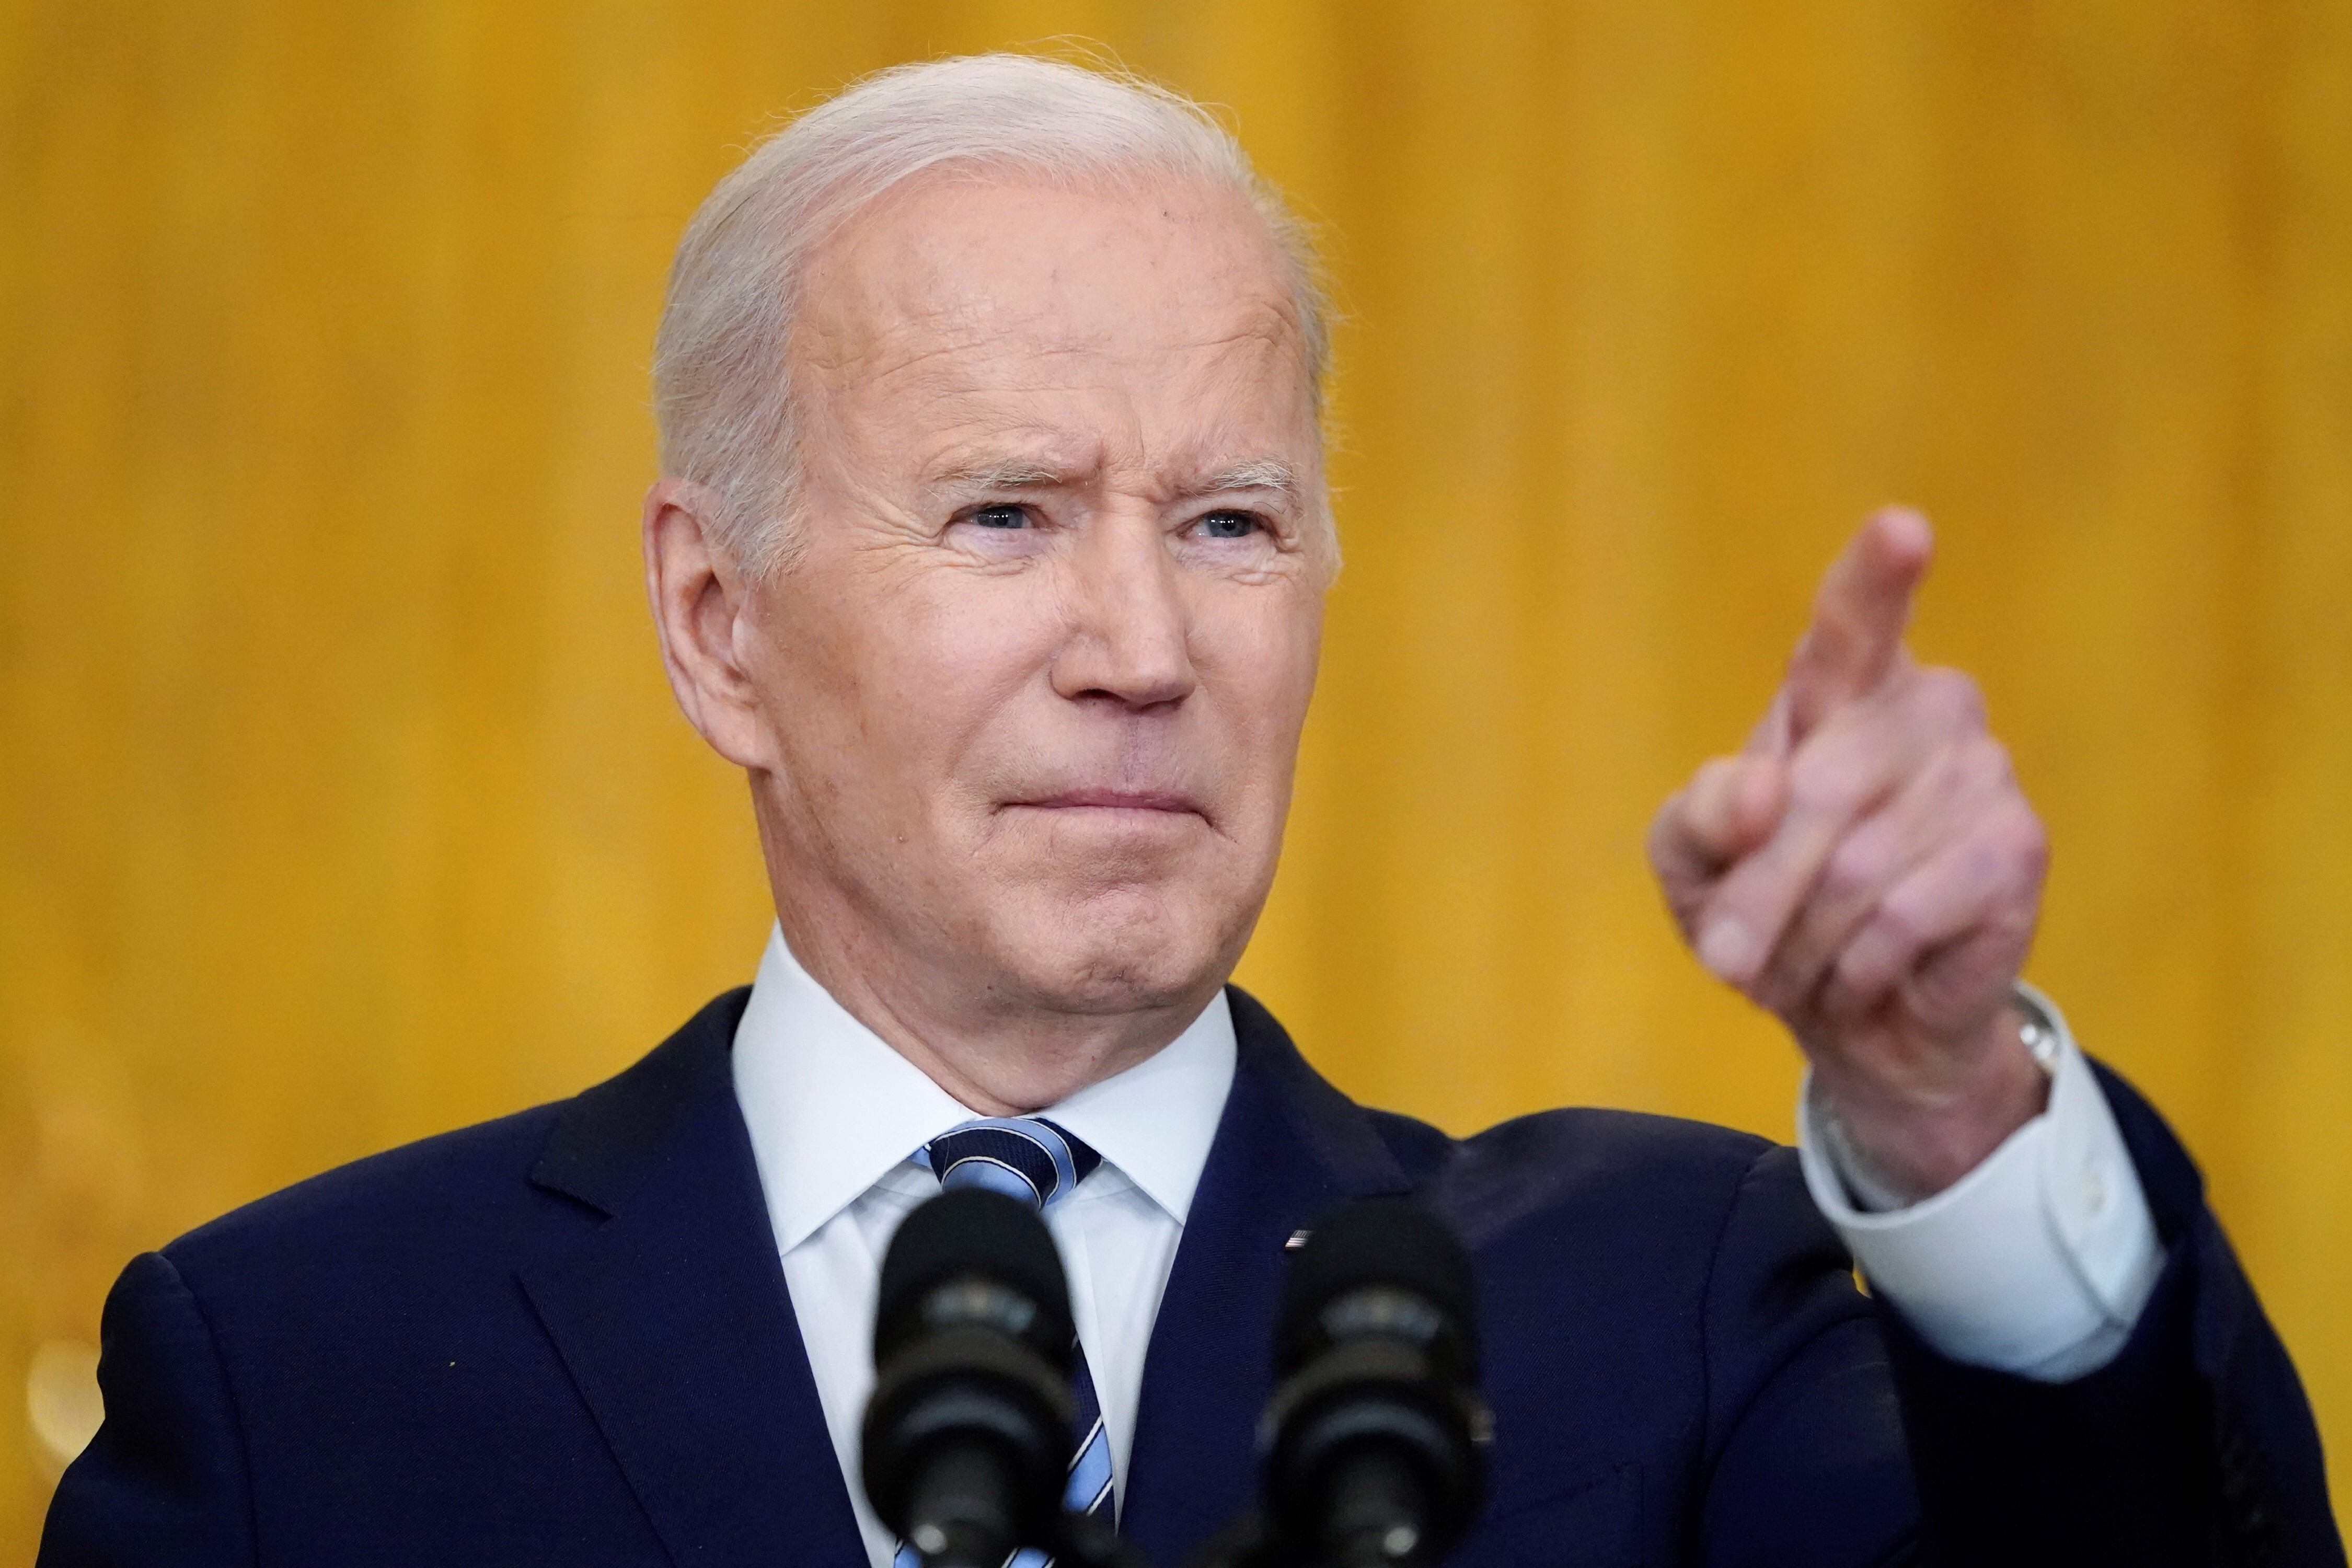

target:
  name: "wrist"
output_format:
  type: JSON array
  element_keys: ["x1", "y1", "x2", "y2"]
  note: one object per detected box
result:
[{"x1": 1814, "y1": 999, "x2": 2053, "y2": 1201}]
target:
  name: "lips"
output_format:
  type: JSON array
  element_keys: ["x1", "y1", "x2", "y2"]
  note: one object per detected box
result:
[{"x1": 1008, "y1": 788, "x2": 1203, "y2": 815}]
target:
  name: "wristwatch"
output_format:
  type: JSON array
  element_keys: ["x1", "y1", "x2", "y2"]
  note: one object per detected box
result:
[{"x1": 2012, "y1": 979, "x2": 2065, "y2": 1073}]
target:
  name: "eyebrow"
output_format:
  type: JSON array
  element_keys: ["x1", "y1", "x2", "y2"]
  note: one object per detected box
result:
[
  {"x1": 928, "y1": 455, "x2": 1307, "y2": 507},
  {"x1": 927, "y1": 454, "x2": 1317, "y2": 515},
  {"x1": 931, "y1": 457, "x2": 1073, "y2": 492},
  {"x1": 1182, "y1": 459, "x2": 1304, "y2": 506}
]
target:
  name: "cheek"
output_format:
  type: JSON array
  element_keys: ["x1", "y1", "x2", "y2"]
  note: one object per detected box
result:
[
  {"x1": 1202, "y1": 591, "x2": 1323, "y2": 764},
  {"x1": 822, "y1": 574, "x2": 1064, "y2": 793}
]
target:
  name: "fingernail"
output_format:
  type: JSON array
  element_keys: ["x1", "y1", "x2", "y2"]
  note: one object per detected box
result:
[{"x1": 1699, "y1": 918, "x2": 1756, "y2": 983}]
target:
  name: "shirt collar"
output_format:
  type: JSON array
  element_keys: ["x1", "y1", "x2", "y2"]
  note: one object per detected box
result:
[{"x1": 730, "y1": 924, "x2": 1236, "y2": 1256}]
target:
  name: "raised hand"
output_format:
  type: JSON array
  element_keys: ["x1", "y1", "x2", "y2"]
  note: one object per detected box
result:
[{"x1": 1648, "y1": 508, "x2": 2051, "y2": 1199}]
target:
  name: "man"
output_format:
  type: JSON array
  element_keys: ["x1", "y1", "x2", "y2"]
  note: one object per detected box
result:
[{"x1": 39, "y1": 52, "x2": 2342, "y2": 1568}]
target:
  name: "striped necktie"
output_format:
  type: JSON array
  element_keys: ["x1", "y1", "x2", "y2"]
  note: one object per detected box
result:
[{"x1": 894, "y1": 1117, "x2": 1114, "y2": 1568}]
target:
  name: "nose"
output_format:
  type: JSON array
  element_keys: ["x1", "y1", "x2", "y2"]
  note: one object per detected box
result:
[{"x1": 1048, "y1": 515, "x2": 1197, "y2": 710}]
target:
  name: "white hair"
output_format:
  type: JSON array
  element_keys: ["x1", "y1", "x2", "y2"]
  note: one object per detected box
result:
[{"x1": 651, "y1": 52, "x2": 1333, "y2": 576}]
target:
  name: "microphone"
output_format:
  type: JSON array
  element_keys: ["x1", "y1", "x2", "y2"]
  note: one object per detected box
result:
[
  {"x1": 862, "y1": 1187, "x2": 1079, "y2": 1568},
  {"x1": 1257, "y1": 1199, "x2": 1491, "y2": 1568}
]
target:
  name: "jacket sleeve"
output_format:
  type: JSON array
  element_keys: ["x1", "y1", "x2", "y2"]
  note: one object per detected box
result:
[
  {"x1": 1876, "y1": 1063, "x2": 2346, "y2": 1568},
  {"x1": 37, "y1": 1251, "x2": 259, "y2": 1568},
  {"x1": 1695, "y1": 1143, "x2": 1923, "y2": 1568}
]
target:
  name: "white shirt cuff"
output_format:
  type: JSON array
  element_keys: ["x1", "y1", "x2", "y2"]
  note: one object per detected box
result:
[{"x1": 1793, "y1": 984, "x2": 2165, "y2": 1382}]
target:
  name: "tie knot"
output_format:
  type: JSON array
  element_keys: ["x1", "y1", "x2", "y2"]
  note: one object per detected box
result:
[{"x1": 923, "y1": 1117, "x2": 1102, "y2": 1210}]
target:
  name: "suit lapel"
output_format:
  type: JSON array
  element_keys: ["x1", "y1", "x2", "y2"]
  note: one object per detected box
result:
[
  {"x1": 518, "y1": 990, "x2": 867, "y2": 1568},
  {"x1": 1120, "y1": 987, "x2": 1417, "y2": 1568},
  {"x1": 510, "y1": 984, "x2": 1410, "y2": 1568}
]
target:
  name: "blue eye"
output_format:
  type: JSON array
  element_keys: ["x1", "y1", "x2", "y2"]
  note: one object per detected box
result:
[
  {"x1": 1197, "y1": 511, "x2": 1260, "y2": 539},
  {"x1": 971, "y1": 504, "x2": 1029, "y2": 529}
]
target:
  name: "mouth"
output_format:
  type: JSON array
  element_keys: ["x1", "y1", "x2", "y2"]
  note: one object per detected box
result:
[{"x1": 1006, "y1": 788, "x2": 1205, "y2": 817}]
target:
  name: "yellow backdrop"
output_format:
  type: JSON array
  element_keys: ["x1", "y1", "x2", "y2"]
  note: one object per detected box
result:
[{"x1": 4, "y1": 0, "x2": 2346, "y2": 1550}]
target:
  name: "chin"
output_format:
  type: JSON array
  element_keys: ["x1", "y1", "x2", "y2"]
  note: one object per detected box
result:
[{"x1": 990, "y1": 882, "x2": 1244, "y2": 1016}]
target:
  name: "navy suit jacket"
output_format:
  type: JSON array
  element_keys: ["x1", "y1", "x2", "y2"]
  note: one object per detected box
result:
[{"x1": 38, "y1": 987, "x2": 2344, "y2": 1566}]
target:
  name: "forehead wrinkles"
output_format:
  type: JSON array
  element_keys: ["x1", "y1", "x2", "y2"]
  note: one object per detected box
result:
[
  {"x1": 796, "y1": 311, "x2": 1313, "y2": 495},
  {"x1": 910, "y1": 340, "x2": 1316, "y2": 495},
  {"x1": 923, "y1": 418, "x2": 1310, "y2": 500},
  {"x1": 802, "y1": 276, "x2": 1303, "y2": 399},
  {"x1": 791, "y1": 172, "x2": 1310, "y2": 412}
]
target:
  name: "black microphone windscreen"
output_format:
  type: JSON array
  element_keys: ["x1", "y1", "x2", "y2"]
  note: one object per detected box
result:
[
  {"x1": 1276, "y1": 1198, "x2": 1478, "y2": 1377},
  {"x1": 874, "y1": 1187, "x2": 1075, "y2": 1366}
]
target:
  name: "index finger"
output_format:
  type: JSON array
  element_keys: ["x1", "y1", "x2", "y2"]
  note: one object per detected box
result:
[{"x1": 1783, "y1": 506, "x2": 1933, "y2": 740}]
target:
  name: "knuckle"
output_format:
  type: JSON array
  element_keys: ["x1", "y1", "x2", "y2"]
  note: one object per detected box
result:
[
  {"x1": 1918, "y1": 666, "x2": 1987, "y2": 731},
  {"x1": 1870, "y1": 892, "x2": 1930, "y2": 959},
  {"x1": 1832, "y1": 934, "x2": 1893, "y2": 998},
  {"x1": 1986, "y1": 903, "x2": 2039, "y2": 954},
  {"x1": 1967, "y1": 735, "x2": 2017, "y2": 790},
  {"x1": 1821, "y1": 834, "x2": 1887, "y2": 903},
  {"x1": 1789, "y1": 750, "x2": 1867, "y2": 819},
  {"x1": 2004, "y1": 810, "x2": 2051, "y2": 879},
  {"x1": 1960, "y1": 836, "x2": 2010, "y2": 890}
]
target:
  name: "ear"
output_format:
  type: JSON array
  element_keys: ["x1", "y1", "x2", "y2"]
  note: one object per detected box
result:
[{"x1": 642, "y1": 477, "x2": 774, "y2": 771}]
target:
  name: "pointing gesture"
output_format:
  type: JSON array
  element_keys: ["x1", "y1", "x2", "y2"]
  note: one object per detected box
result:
[
  {"x1": 1783, "y1": 506, "x2": 1927, "y2": 735},
  {"x1": 1650, "y1": 509, "x2": 2051, "y2": 1198}
]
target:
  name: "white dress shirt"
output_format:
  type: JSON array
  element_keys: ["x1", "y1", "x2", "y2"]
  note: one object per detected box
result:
[
  {"x1": 731, "y1": 927, "x2": 1235, "y2": 1568},
  {"x1": 732, "y1": 926, "x2": 2164, "y2": 1567},
  {"x1": 1795, "y1": 982, "x2": 2164, "y2": 1381}
]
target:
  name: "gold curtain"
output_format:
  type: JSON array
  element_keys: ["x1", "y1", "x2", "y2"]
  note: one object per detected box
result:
[{"x1": 3, "y1": 0, "x2": 2346, "y2": 1547}]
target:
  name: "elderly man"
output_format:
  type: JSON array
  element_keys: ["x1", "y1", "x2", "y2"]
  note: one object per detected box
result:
[{"x1": 40, "y1": 53, "x2": 2341, "y2": 1568}]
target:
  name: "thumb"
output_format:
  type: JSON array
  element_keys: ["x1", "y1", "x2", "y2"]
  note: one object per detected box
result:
[{"x1": 1649, "y1": 754, "x2": 1789, "y2": 917}]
